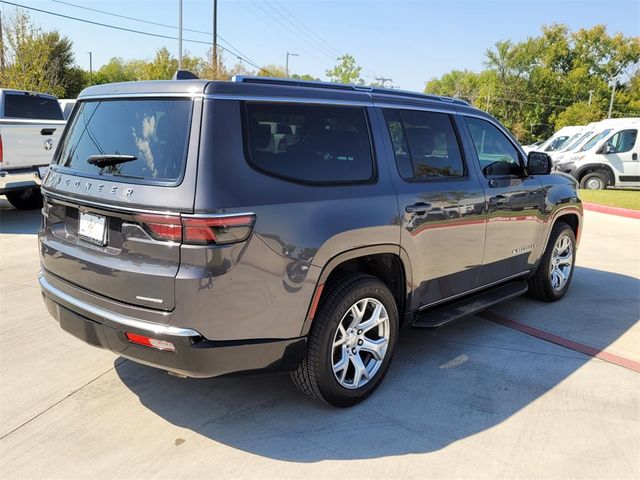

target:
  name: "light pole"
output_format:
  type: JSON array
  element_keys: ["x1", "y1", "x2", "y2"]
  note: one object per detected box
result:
[
  {"x1": 212, "y1": 0, "x2": 217, "y2": 77},
  {"x1": 285, "y1": 52, "x2": 299, "y2": 77},
  {"x1": 607, "y1": 79, "x2": 617, "y2": 119},
  {"x1": 87, "y1": 51, "x2": 93, "y2": 85},
  {"x1": 178, "y1": 0, "x2": 183, "y2": 70}
]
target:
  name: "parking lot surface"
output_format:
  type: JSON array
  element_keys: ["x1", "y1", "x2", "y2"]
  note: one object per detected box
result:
[{"x1": 1, "y1": 199, "x2": 639, "y2": 480}]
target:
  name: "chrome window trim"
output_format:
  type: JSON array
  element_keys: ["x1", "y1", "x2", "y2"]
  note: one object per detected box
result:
[
  {"x1": 39, "y1": 272, "x2": 201, "y2": 337},
  {"x1": 372, "y1": 101, "x2": 456, "y2": 115}
]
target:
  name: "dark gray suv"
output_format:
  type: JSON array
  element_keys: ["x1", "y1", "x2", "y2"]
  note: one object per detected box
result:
[{"x1": 38, "y1": 76, "x2": 582, "y2": 407}]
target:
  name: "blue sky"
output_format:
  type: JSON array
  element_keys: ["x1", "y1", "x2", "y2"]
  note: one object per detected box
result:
[{"x1": 2, "y1": 0, "x2": 639, "y2": 91}]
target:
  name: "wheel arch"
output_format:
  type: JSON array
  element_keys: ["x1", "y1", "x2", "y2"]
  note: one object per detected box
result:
[
  {"x1": 575, "y1": 163, "x2": 616, "y2": 187},
  {"x1": 300, "y1": 245, "x2": 412, "y2": 336}
]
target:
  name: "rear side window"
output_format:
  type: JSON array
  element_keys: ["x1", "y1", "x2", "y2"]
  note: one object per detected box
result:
[
  {"x1": 4, "y1": 93, "x2": 63, "y2": 120},
  {"x1": 383, "y1": 109, "x2": 464, "y2": 179},
  {"x1": 56, "y1": 99, "x2": 192, "y2": 183},
  {"x1": 243, "y1": 103, "x2": 374, "y2": 183},
  {"x1": 464, "y1": 117, "x2": 523, "y2": 177}
]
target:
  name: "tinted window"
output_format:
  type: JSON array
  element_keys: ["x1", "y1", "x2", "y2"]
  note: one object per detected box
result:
[
  {"x1": 605, "y1": 129, "x2": 637, "y2": 154},
  {"x1": 4, "y1": 93, "x2": 63, "y2": 120},
  {"x1": 244, "y1": 103, "x2": 374, "y2": 183},
  {"x1": 383, "y1": 109, "x2": 464, "y2": 179},
  {"x1": 465, "y1": 117, "x2": 522, "y2": 176},
  {"x1": 56, "y1": 99, "x2": 192, "y2": 183}
]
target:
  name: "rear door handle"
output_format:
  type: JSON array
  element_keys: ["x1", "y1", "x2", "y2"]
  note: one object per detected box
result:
[
  {"x1": 405, "y1": 202, "x2": 431, "y2": 214},
  {"x1": 489, "y1": 195, "x2": 508, "y2": 205},
  {"x1": 633, "y1": 152, "x2": 638, "y2": 161}
]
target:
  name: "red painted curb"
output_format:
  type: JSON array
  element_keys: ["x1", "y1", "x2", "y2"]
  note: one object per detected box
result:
[
  {"x1": 582, "y1": 202, "x2": 640, "y2": 219},
  {"x1": 480, "y1": 310, "x2": 640, "y2": 373}
]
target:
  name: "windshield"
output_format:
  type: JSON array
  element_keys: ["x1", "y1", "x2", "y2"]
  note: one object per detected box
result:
[
  {"x1": 561, "y1": 131, "x2": 593, "y2": 152},
  {"x1": 55, "y1": 98, "x2": 192, "y2": 183},
  {"x1": 544, "y1": 135, "x2": 569, "y2": 152},
  {"x1": 579, "y1": 129, "x2": 613, "y2": 152}
]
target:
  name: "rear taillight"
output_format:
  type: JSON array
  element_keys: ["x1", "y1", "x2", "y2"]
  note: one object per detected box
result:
[
  {"x1": 135, "y1": 214, "x2": 182, "y2": 242},
  {"x1": 182, "y1": 214, "x2": 255, "y2": 245},
  {"x1": 133, "y1": 213, "x2": 255, "y2": 245}
]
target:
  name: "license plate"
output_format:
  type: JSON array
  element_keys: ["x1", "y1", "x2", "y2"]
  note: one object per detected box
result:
[
  {"x1": 78, "y1": 211, "x2": 107, "y2": 245},
  {"x1": 38, "y1": 166, "x2": 49, "y2": 179}
]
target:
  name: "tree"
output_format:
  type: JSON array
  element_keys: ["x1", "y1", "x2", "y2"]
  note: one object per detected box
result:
[
  {"x1": 553, "y1": 102, "x2": 603, "y2": 128},
  {"x1": 256, "y1": 64, "x2": 286, "y2": 78},
  {"x1": 326, "y1": 54, "x2": 363, "y2": 85},
  {"x1": 0, "y1": 9, "x2": 64, "y2": 96},
  {"x1": 291, "y1": 73, "x2": 320, "y2": 81}
]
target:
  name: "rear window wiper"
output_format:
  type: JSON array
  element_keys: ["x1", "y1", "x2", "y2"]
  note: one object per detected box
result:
[{"x1": 87, "y1": 154, "x2": 138, "y2": 167}]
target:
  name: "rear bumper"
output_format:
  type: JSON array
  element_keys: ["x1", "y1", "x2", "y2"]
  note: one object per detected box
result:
[
  {"x1": 39, "y1": 271, "x2": 306, "y2": 378},
  {"x1": 0, "y1": 167, "x2": 43, "y2": 194}
]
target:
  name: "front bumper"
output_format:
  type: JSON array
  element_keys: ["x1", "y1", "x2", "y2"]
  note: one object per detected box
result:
[
  {"x1": 39, "y1": 272, "x2": 305, "y2": 378},
  {"x1": 0, "y1": 167, "x2": 43, "y2": 194}
]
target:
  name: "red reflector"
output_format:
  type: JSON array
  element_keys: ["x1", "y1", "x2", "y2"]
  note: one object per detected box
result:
[
  {"x1": 134, "y1": 214, "x2": 182, "y2": 242},
  {"x1": 125, "y1": 332, "x2": 175, "y2": 351},
  {"x1": 307, "y1": 283, "x2": 325, "y2": 320},
  {"x1": 182, "y1": 214, "x2": 255, "y2": 245}
]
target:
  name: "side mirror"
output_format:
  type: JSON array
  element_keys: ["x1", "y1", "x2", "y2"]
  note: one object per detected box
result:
[
  {"x1": 603, "y1": 143, "x2": 614, "y2": 154},
  {"x1": 527, "y1": 151, "x2": 552, "y2": 175}
]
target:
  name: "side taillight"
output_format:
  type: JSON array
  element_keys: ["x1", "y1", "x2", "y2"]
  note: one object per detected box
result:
[
  {"x1": 182, "y1": 214, "x2": 256, "y2": 245},
  {"x1": 133, "y1": 213, "x2": 255, "y2": 245}
]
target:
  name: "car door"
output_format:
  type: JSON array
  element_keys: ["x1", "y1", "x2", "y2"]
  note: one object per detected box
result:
[
  {"x1": 378, "y1": 108, "x2": 486, "y2": 309},
  {"x1": 460, "y1": 115, "x2": 547, "y2": 286},
  {"x1": 601, "y1": 128, "x2": 640, "y2": 185}
]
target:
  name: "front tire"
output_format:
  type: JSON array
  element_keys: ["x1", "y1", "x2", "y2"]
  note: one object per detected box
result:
[
  {"x1": 579, "y1": 171, "x2": 608, "y2": 190},
  {"x1": 5, "y1": 188, "x2": 43, "y2": 210},
  {"x1": 528, "y1": 222, "x2": 576, "y2": 301},
  {"x1": 292, "y1": 274, "x2": 398, "y2": 407}
]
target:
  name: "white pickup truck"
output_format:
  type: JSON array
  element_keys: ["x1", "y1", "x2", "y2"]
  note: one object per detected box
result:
[{"x1": 0, "y1": 89, "x2": 66, "y2": 209}]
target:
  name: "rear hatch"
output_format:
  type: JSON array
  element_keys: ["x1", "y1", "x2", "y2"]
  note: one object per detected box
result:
[{"x1": 40, "y1": 95, "x2": 200, "y2": 311}]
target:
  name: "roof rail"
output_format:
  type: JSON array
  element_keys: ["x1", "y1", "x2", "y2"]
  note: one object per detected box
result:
[
  {"x1": 231, "y1": 75, "x2": 470, "y2": 106},
  {"x1": 232, "y1": 75, "x2": 373, "y2": 92}
]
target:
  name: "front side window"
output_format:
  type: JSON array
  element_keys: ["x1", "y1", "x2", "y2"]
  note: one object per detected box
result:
[
  {"x1": 604, "y1": 129, "x2": 638, "y2": 154},
  {"x1": 56, "y1": 98, "x2": 192, "y2": 183},
  {"x1": 464, "y1": 117, "x2": 522, "y2": 177},
  {"x1": 244, "y1": 103, "x2": 374, "y2": 183},
  {"x1": 383, "y1": 109, "x2": 464, "y2": 180}
]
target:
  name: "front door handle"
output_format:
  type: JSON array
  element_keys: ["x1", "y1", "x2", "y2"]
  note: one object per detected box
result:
[
  {"x1": 489, "y1": 195, "x2": 508, "y2": 205},
  {"x1": 405, "y1": 202, "x2": 431, "y2": 214},
  {"x1": 633, "y1": 152, "x2": 638, "y2": 161}
]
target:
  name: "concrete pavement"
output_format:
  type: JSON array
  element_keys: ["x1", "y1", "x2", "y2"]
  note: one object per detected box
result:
[{"x1": 1, "y1": 199, "x2": 638, "y2": 479}]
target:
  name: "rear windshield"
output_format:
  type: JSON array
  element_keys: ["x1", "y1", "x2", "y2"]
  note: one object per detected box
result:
[
  {"x1": 56, "y1": 99, "x2": 192, "y2": 183},
  {"x1": 4, "y1": 93, "x2": 63, "y2": 120}
]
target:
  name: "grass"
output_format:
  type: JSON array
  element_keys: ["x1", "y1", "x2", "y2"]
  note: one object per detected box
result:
[{"x1": 579, "y1": 189, "x2": 640, "y2": 210}]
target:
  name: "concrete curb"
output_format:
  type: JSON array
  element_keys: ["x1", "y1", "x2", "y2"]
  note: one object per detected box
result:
[{"x1": 582, "y1": 201, "x2": 640, "y2": 219}]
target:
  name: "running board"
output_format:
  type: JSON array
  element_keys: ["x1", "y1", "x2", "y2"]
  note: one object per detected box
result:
[{"x1": 411, "y1": 280, "x2": 529, "y2": 328}]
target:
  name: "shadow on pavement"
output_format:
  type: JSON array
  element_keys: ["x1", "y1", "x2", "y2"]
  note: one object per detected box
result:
[
  {"x1": 0, "y1": 199, "x2": 41, "y2": 235},
  {"x1": 116, "y1": 266, "x2": 639, "y2": 462}
]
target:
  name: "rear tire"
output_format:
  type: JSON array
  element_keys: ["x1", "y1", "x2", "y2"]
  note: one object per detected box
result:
[
  {"x1": 292, "y1": 273, "x2": 398, "y2": 407},
  {"x1": 579, "y1": 171, "x2": 608, "y2": 190},
  {"x1": 528, "y1": 222, "x2": 576, "y2": 301},
  {"x1": 5, "y1": 188, "x2": 43, "y2": 210}
]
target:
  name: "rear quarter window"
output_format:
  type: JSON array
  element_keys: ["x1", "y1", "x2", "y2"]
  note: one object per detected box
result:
[
  {"x1": 243, "y1": 102, "x2": 375, "y2": 184},
  {"x1": 3, "y1": 93, "x2": 63, "y2": 120},
  {"x1": 55, "y1": 98, "x2": 192, "y2": 183}
]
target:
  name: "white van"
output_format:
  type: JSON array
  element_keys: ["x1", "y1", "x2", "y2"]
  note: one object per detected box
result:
[
  {"x1": 554, "y1": 119, "x2": 640, "y2": 189},
  {"x1": 523, "y1": 125, "x2": 584, "y2": 153}
]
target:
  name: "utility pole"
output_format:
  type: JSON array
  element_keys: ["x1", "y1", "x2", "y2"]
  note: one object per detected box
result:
[
  {"x1": 485, "y1": 93, "x2": 491, "y2": 113},
  {"x1": 87, "y1": 51, "x2": 93, "y2": 85},
  {"x1": 178, "y1": 0, "x2": 183, "y2": 70},
  {"x1": 285, "y1": 52, "x2": 299, "y2": 77},
  {"x1": 607, "y1": 79, "x2": 617, "y2": 119},
  {"x1": 212, "y1": 0, "x2": 217, "y2": 78},
  {"x1": 588, "y1": 90, "x2": 594, "y2": 106},
  {"x1": 375, "y1": 76, "x2": 392, "y2": 88},
  {"x1": 0, "y1": 9, "x2": 5, "y2": 72}
]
